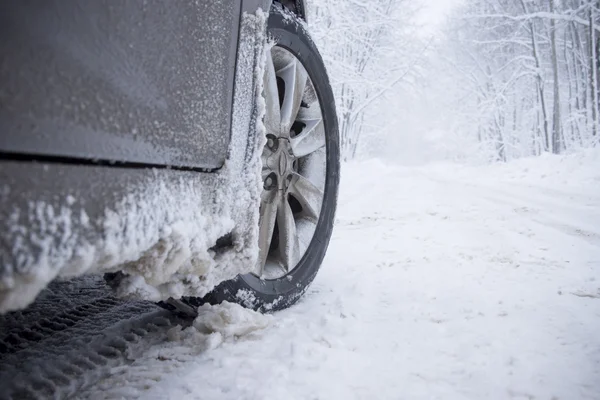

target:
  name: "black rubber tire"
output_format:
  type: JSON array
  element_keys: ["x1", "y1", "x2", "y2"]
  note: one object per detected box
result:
[{"x1": 175, "y1": 6, "x2": 340, "y2": 313}]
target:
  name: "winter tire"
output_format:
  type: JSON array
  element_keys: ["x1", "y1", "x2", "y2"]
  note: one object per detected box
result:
[{"x1": 172, "y1": 5, "x2": 340, "y2": 313}]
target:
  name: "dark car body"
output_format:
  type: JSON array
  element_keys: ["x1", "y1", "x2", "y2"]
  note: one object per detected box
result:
[{"x1": 0, "y1": 0, "x2": 307, "y2": 312}]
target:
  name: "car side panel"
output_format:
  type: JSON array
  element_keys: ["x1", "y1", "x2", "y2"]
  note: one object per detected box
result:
[
  {"x1": 0, "y1": 1, "x2": 273, "y2": 312},
  {"x1": 0, "y1": 0, "x2": 240, "y2": 169}
]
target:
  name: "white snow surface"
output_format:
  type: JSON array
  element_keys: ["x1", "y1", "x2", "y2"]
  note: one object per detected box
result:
[{"x1": 83, "y1": 150, "x2": 600, "y2": 399}]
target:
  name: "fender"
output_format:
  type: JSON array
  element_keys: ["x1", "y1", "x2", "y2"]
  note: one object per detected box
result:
[{"x1": 277, "y1": 0, "x2": 308, "y2": 22}]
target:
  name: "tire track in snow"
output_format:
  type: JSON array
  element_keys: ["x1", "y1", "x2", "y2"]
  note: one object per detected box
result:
[
  {"x1": 0, "y1": 277, "x2": 192, "y2": 400},
  {"x1": 474, "y1": 189, "x2": 600, "y2": 248},
  {"x1": 418, "y1": 171, "x2": 600, "y2": 247},
  {"x1": 0, "y1": 297, "x2": 122, "y2": 356}
]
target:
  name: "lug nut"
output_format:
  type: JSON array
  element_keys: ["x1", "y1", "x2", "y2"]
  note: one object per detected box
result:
[
  {"x1": 264, "y1": 174, "x2": 276, "y2": 190},
  {"x1": 267, "y1": 137, "x2": 275, "y2": 149}
]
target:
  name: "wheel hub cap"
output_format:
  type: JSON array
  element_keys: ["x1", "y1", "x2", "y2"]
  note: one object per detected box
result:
[{"x1": 264, "y1": 138, "x2": 295, "y2": 191}]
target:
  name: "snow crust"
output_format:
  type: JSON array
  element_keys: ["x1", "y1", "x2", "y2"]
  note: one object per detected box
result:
[
  {"x1": 192, "y1": 301, "x2": 271, "y2": 338},
  {"x1": 0, "y1": 10, "x2": 269, "y2": 313},
  {"x1": 163, "y1": 302, "x2": 272, "y2": 352},
  {"x1": 80, "y1": 149, "x2": 600, "y2": 399}
]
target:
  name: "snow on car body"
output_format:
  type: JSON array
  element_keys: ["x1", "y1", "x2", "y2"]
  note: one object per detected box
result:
[{"x1": 0, "y1": 0, "x2": 339, "y2": 314}]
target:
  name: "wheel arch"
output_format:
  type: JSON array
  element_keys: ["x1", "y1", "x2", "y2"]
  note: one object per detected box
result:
[{"x1": 274, "y1": 0, "x2": 308, "y2": 22}]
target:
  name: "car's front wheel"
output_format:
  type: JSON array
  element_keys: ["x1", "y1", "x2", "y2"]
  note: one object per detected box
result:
[{"x1": 199, "y1": 5, "x2": 340, "y2": 312}]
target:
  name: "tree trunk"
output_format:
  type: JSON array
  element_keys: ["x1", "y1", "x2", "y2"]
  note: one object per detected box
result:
[
  {"x1": 590, "y1": 1, "x2": 599, "y2": 137},
  {"x1": 550, "y1": 0, "x2": 563, "y2": 153},
  {"x1": 520, "y1": 0, "x2": 550, "y2": 151}
]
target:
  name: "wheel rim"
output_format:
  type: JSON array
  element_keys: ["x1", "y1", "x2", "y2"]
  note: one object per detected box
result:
[{"x1": 255, "y1": 45, "x2": 327, "y2": 280}]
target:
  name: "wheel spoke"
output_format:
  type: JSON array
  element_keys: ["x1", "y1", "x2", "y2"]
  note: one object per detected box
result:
[
  {"x1": 263, "y1": 51, "x2": 281, "y2": 134},
  {"x1": 257, "y1": 190, "x2": 279, "y2": 275},
  {"x1": 278, "y1": 58, "x2": 308, "y2": 135},
  {"x1": 277, "y1": 197, "x2": 300, "y2": 271},
  {"x1": 288, "y1": 173, "x2": 324, "y2": 221},
  {"x1": 290, "y1": 116, "x2": 325, "y2": 158}
]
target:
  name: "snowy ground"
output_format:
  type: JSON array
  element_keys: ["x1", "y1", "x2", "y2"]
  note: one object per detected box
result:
[
  {"x1": 2, "y1": 150, "x2": 600, "y2": 399},
  {"x1": 78, "y1": 150, "x2": 600, "y2": 399}
]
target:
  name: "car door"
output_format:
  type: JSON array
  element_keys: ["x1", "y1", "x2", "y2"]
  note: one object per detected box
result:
[{"x1": 0, "y1": 0, "x2": 242, "y2": 170}]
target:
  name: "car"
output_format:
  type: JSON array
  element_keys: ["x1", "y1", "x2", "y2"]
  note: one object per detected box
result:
[{"x1": 0, "y1": 0, "x2": 340, "y2": 315}]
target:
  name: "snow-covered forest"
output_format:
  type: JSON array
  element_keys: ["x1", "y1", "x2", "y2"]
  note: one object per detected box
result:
[{"x1": 310, "y1": 0, "x2": 600, "y2": 163}]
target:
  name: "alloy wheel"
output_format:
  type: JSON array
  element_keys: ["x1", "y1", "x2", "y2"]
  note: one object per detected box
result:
[{"x1": 256, "y1": 45, "x2": 327, "y2": 279}]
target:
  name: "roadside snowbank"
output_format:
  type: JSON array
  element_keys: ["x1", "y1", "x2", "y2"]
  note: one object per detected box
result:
[{"x1": 424, "y1": 147, "x2": 600, "y2": 190}]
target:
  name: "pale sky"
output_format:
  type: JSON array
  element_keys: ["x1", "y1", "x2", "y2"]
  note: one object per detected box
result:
[{"x1": 416, "y1": 0, "x2": 464, "y2": 34}]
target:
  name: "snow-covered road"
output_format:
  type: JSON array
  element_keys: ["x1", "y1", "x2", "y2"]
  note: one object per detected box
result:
[{"x1": 2, "y1": 152, "x2": 600, "y2": 399}]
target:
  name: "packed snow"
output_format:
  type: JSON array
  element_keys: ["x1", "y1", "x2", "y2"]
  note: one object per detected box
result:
[{"x1": 79, "y1": 149, "x2": 600, "y2": 399}]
